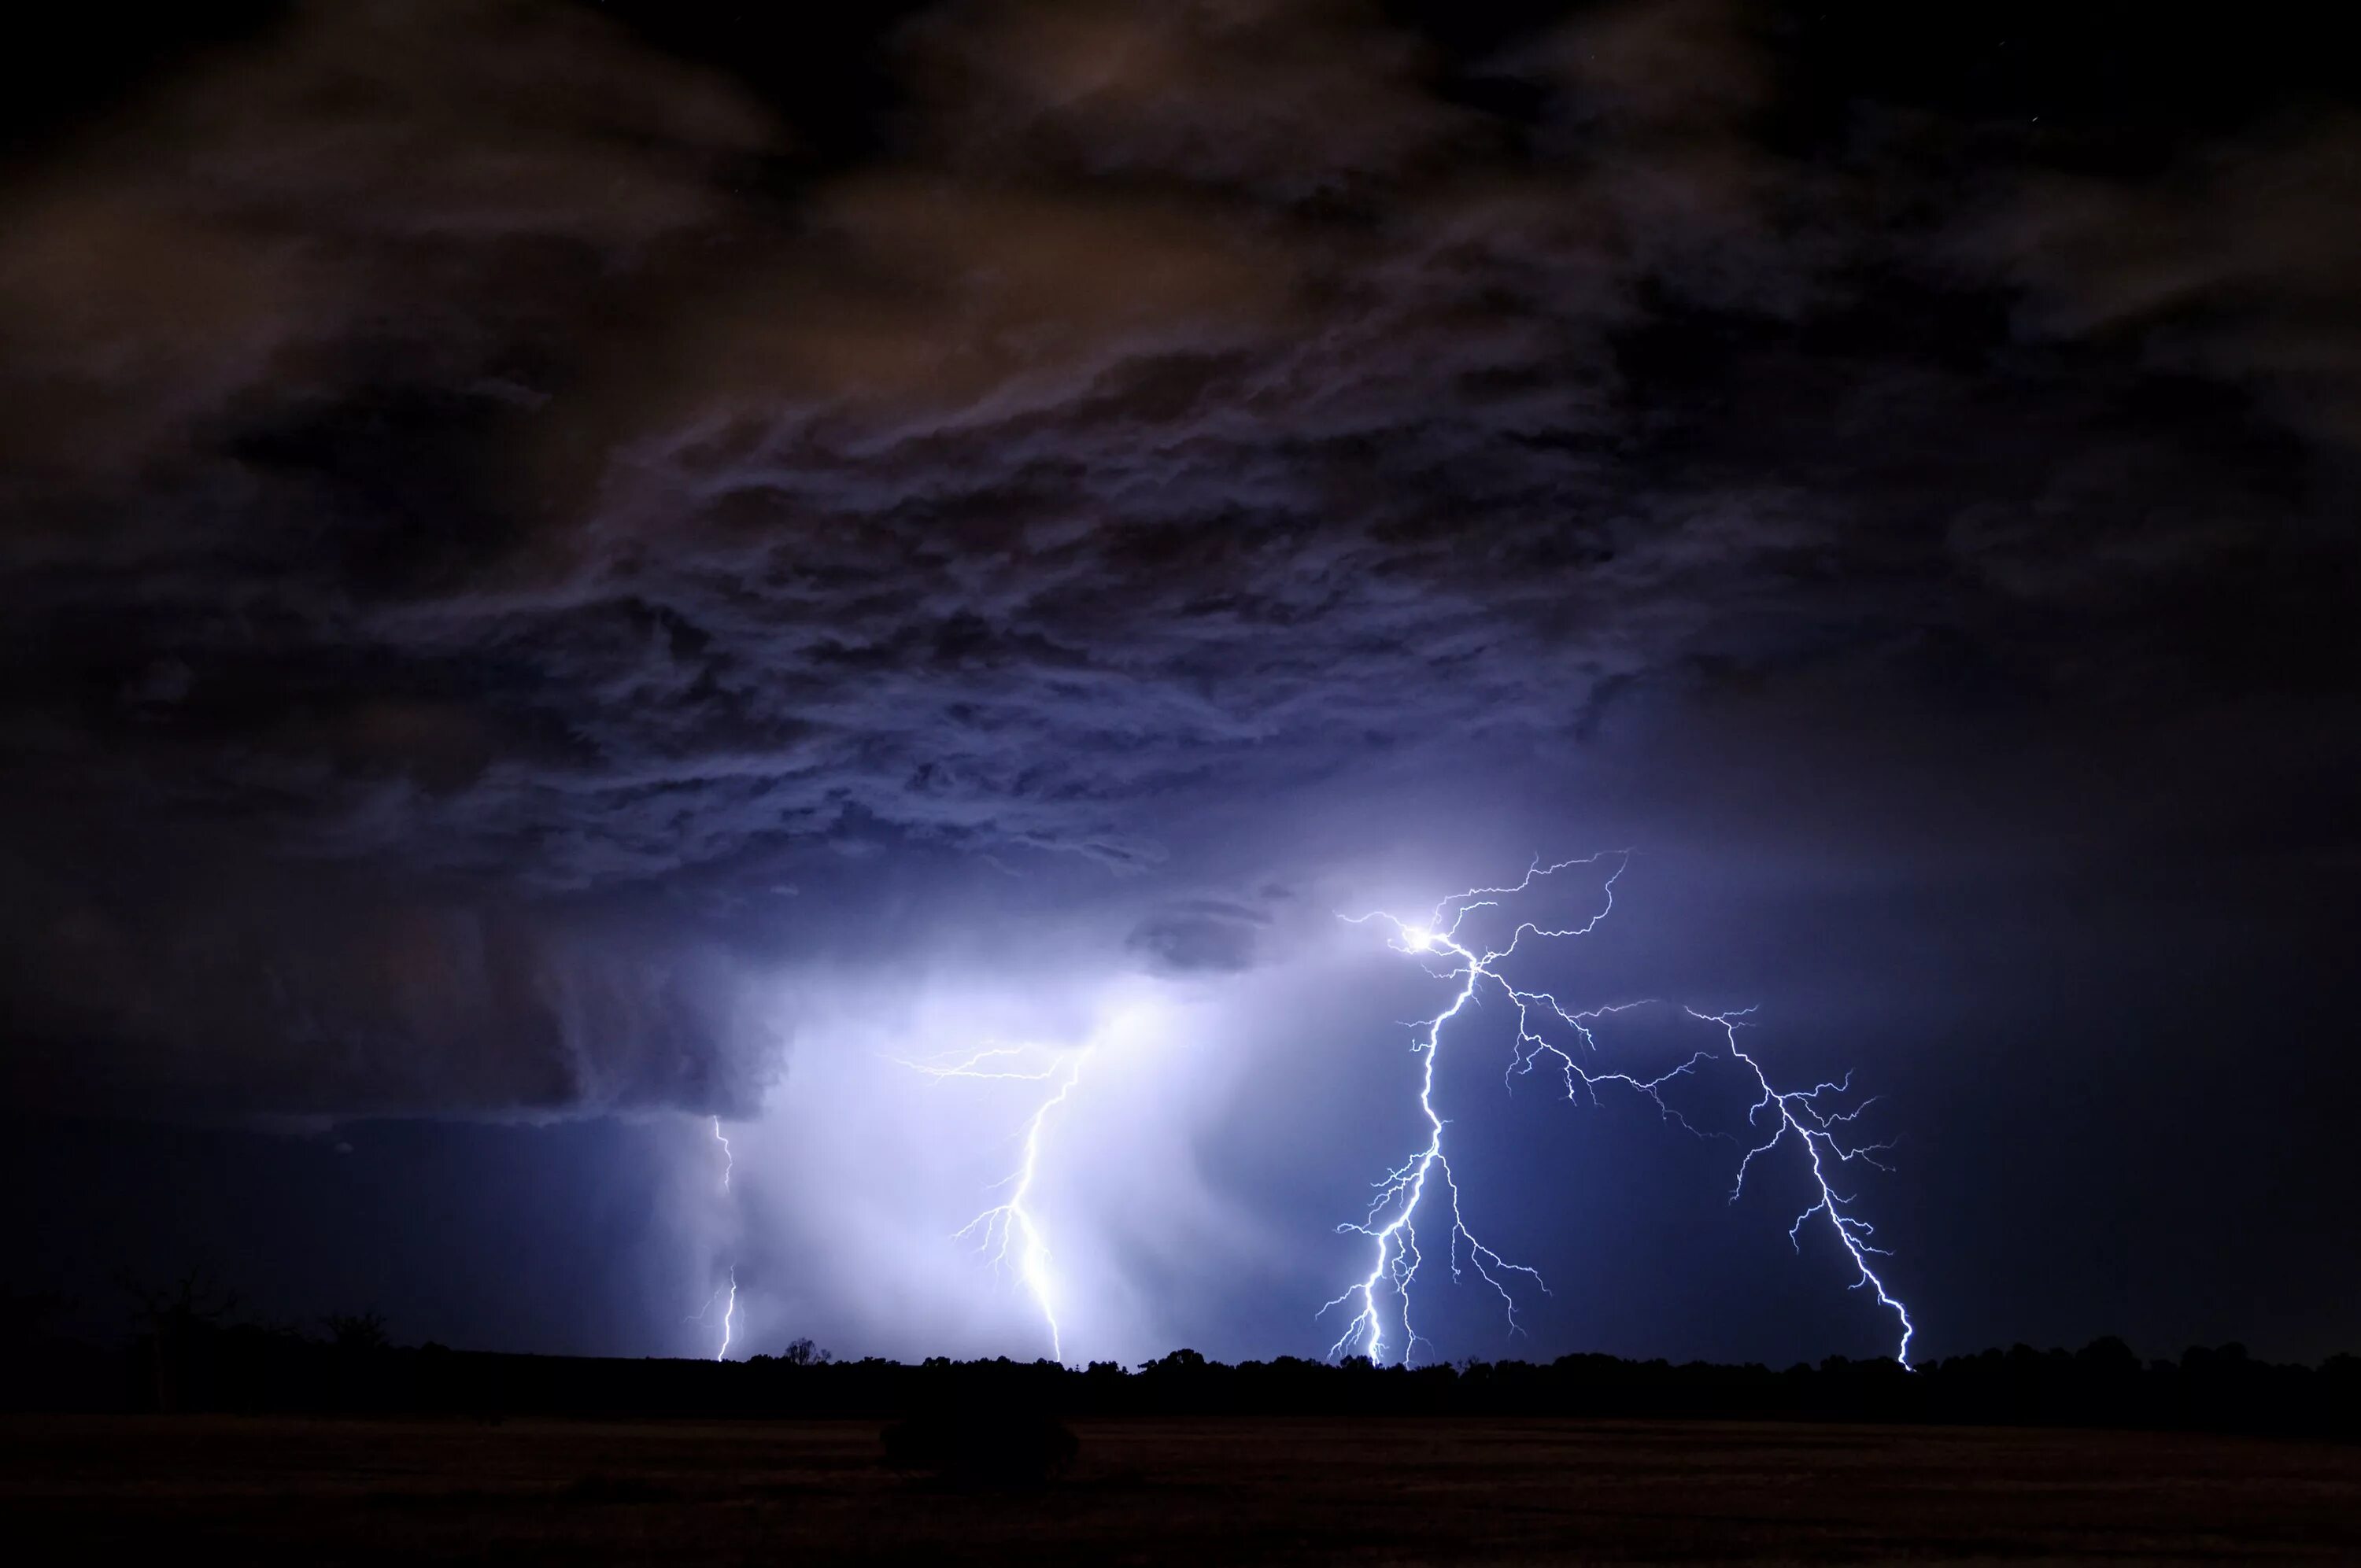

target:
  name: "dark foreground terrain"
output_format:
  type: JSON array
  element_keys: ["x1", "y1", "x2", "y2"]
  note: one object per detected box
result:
[{"x1": 6, "y1": 1415, "x2": 2359, "y2": 1562}]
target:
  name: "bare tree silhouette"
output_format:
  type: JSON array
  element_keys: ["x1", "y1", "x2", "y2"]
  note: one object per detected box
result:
[
  {"x1": 322, "y1": 1310, "x2": 390, "y2": 1353},
  {"x1": 116, "y1": 1267, "x2": 239, "y2": 1411}
]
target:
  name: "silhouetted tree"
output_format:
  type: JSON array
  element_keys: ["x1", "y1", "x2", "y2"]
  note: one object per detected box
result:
[
  {"x1": 323, "y1": 1311, "x2": 390, "y2": 1353},
  {"x1": 118, "y1": 1267, "x2": 239, "y2": 1411}
]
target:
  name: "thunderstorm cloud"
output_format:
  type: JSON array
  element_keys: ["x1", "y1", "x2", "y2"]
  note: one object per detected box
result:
[{"x1": 2, "y1": 0, "x2": 2353, "y2": 1314}]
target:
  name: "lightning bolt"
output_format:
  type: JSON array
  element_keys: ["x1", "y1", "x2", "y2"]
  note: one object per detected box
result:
[
  {"x1": 1699, "y1": 1005, "x2": 1915, "y2": 1366},
  {"x1": 689, "y1": 1116, "x2": 738, "y2": 1362},
  {"x1": 902, "y1": 1042, "x2": 1096, "y2": 1363},
  {"x1": 697, "y1": 1268, "x2": 737, "y2": 1363},
  {"x1": 1324, "y1": 853, "x2": 1914, "y2": 1367}
]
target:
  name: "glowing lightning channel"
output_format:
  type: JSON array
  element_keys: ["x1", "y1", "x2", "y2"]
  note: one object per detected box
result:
[
  {"x1": 689, "y1": 1116, "x2": 738, "y2": 1362},
  {"x1": 1696, "y1": 1005, "x2": 1915, "y2": 1367},
  {"x1": 711, "y1": 1118, "x2": 737, "y2": 1360},
  {"x1": 714, "y1": 1268, "x2": 737, "y2": 1362},
  {"x1": 1322, "y1": 852, "x2": 1914, "y2": 1367},
  {"x1": 902, "y1": 1042, "x2": 1096, "y2": 1363}
]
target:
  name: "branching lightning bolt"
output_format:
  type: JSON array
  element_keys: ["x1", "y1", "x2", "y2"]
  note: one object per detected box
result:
[
  {"x1": 902, "y1": 1042, "x2": 1096, "y2": 1363},
  {"x1": 700, "y1": 1268, "x2": 737, "y2": 1363},
  {"x1": 688, "y1": 1115, "x2": 737, "y2": 1362},
  {"x1": 1698, "y1": 1005, "x2": 1915, "y2": 1366},
  {"x1": 1323, "y1": 852, "x2": 1914, "y2": 1367}
]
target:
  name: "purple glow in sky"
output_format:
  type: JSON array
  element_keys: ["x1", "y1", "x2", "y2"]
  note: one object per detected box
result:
[{"x1": 0, "y1": 0, "x2": 2354, "y2": 1370}]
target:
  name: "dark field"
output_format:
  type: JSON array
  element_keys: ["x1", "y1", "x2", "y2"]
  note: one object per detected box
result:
[{"x1": 6, "y1": 1415, "x2": 2358, "y2": 1562}]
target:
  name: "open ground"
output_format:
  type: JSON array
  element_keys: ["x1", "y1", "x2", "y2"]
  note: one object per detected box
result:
[{"x1": 6, "y1": 1414, "x2": 2359, "y2": 1562}]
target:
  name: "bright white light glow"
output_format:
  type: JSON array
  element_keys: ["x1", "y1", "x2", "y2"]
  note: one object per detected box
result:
[
  {"x1": 900, "y1": 994, "x2": 1173, "y2": 1363},
  {"x1": 1324, "y1": 853, "x2": 1914, "y2": 1367}
]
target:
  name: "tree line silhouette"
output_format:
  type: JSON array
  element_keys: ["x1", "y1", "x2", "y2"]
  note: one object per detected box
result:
[{"x1": 4, "y1": 1275, "x2": 2353, "y2": 1437}]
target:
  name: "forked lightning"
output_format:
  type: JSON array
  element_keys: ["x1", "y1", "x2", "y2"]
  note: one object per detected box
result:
[
  {"x1": 903, "y1": 1042, "x2": 1096, "y2": 1362},
  {"x1": 1323, "y1": 854, "x2": 1913, "y2": 1367}
]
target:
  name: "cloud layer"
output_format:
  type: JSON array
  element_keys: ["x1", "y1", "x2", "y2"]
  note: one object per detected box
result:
[{"x1": 1, "y1": 0, "x2": 2353, "y2": 1116}]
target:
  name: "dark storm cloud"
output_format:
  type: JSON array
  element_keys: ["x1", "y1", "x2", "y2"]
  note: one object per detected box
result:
[
  {"x1": 1125, "y1": 899, "x2": 1275, "y2": 976},
  {"x1": 0, "y1": 0, "x2": 778, "y2": 482},
  {"x1": 1956, "y1": 110, "x2": 2361, "y2": 452},
  {"x1": 0, "y1": 854, "x2": 778, "y2": 1116},
  {"x1": 1, "y1": 0, "x2": 2352, "y2": 1117}
]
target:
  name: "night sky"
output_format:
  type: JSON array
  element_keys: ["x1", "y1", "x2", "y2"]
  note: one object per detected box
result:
[{"x1": 2, "y1": 0, "x2": 2354, "y2": 1368}]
